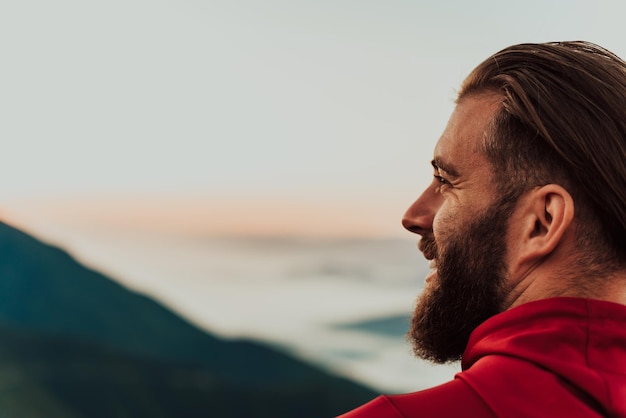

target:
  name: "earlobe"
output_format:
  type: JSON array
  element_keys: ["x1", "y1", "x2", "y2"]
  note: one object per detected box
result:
[{"x1": 518, "y1": 184, "x2": 575, "y2": 263}]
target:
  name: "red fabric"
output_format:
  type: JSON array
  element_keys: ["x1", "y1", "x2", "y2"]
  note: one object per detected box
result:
[
  {"x1": 336, "y1": 297, "x2": 626, "y2": 417},
  {"x1": 337, "y1": 396, "x2": 404, "y2": 418}
]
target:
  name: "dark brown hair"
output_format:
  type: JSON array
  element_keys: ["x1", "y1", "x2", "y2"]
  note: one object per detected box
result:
[{"x1": 459, "y1": 41, "x2": 626, "y2": 263}]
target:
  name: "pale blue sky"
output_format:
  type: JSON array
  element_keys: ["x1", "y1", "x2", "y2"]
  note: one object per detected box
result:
[{"x1": 1, "y1": 0, "x2": 624, "y2": 205}]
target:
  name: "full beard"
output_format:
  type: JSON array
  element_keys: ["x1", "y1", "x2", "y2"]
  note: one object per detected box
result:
[{"x1": 408, "y1": 199, "x2": 514, "y2": 363}]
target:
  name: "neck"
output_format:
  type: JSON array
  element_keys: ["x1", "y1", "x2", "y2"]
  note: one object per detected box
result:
[
  {"x1": 594, "y1": 272, "x2": 626, "y2": 305},
  {"x1": 504, "y1": 259, "x2": 626, "y2": 310}
]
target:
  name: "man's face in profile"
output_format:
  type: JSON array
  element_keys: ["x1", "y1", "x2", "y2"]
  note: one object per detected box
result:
[{"x1": 403, "y1": 95, "x2": 516, "y2": 363}]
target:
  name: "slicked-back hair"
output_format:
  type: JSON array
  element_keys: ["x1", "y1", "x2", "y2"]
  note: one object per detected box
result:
[{"x1": 459, "y1": 41, "x2": 626, "y2": 264}]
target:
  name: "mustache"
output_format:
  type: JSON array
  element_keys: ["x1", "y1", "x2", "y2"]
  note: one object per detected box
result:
[{"x1": 418, "y1": 235, "x2": 438, "y2": 260}]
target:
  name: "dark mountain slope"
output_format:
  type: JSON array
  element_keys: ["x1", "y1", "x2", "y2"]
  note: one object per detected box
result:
[
  {"x1": 0, "y1": 323, "x2": 373, "y2": 418},
  {"x1": 0, "y1": 221, "x2": 376, "y2": 417}
]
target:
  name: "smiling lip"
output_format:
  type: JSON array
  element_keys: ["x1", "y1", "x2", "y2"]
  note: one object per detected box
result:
[
  {"x1": 425, "y1": 259, "x2": 437, "y2": 283},
  {"x1": 418, "y1": 236, "x2": 437, "y2": 261},
  {"x1": 417, "y1": 237, "x2": 438, "y2": 283}
]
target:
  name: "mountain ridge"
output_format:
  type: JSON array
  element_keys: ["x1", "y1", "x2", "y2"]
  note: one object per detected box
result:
[{"x1": 0, "y1": 220, "x2": 376, "y2": 417}]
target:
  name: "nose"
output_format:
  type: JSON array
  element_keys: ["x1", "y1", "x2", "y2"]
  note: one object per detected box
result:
[{"x1": 402, "y1": 185, "x2": 441, "y2": 235}]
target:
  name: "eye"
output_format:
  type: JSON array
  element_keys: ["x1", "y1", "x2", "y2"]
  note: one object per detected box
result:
[
  {"x1": 433, "y1": 174, "x2": 451, "y2": 191},
  {"x1": 434, "y1": 175, "x2": 450, "y2": 186}
]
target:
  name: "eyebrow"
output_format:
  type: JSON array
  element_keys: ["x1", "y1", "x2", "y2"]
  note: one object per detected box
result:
[{"x1": 431, "y1": 157, "x2": 460, "y2": 178}]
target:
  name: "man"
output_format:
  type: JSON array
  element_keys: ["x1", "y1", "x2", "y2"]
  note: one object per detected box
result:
[{"x1": 338, "y1": 41, "x2": 626, "y2": 417}]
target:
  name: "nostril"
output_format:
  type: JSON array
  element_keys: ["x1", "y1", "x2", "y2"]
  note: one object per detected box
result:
[
  {"x1": 402, "y1": 191, "x2": 437, "y2": 235},
  {"x1": 402, "y1": 216, "x2": 429, "y2": 235},
  {"x1": 402, "y1": 220, "x2": 417, "y2": 233}
]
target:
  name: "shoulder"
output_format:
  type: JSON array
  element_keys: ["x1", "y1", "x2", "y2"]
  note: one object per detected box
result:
[
  {"x1": 336, "y1": 378, "x2": 494, "y2": 418},
  {"x1": 459, "y1": 355, "x2": 608, "y2": 417},
  {"x1": 335, "y1": 396, "x2": 403, "y2": 418}
]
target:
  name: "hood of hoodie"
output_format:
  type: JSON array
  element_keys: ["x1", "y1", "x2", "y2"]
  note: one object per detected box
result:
[{"x1": 461, "y1": 297, "x2": 626, "y2": 417}]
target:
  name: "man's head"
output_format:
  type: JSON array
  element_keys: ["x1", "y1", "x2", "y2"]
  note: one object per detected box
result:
[{"x1": 403, "y1": 41, "x2": 626, "y2": 363}]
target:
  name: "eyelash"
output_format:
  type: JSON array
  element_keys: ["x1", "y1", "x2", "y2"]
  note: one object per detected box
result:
[{"x1": 434, "y1": 175, "x2": 451, "y2": 188}]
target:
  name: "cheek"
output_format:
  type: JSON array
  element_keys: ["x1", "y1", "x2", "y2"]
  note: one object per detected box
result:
[{"x1": 432, "y1": 201, "x2": 459, "y2": 238}]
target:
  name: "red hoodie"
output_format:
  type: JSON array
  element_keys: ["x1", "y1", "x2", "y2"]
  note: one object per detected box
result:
[{"x1": 337, "y1": 297, "x2": 626, "y2": 417}]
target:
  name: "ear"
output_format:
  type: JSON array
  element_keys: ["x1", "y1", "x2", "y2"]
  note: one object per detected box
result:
[{"x1": 512, "y1": 184, "x2": 575, "y2": 266}]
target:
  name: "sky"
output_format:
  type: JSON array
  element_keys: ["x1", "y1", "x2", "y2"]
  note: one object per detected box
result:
[{"x1": 1, "y1": 0, "x2": 626, "y2": 237}]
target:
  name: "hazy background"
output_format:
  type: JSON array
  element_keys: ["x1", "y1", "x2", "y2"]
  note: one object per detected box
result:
[{"x1": 1, "y1": 0, "x2": 625, "y2": 393}]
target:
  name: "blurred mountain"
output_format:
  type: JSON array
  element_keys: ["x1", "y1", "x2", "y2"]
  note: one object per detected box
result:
[
  {"x1": 334, "y1": 314, "x2": 411, "y2": 338},
  {"x1": 0, "y1": 222, "x2": 376, "y2": 417}
]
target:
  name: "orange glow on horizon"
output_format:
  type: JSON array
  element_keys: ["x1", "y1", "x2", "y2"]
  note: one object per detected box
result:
[{"x1": 1, "y1": 195, "x2": 410, "y2": 239}]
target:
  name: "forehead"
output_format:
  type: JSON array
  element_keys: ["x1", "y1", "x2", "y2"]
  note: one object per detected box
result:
[{"x1": 433, "y1": 94, "x2": 502, "y2": 175}]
